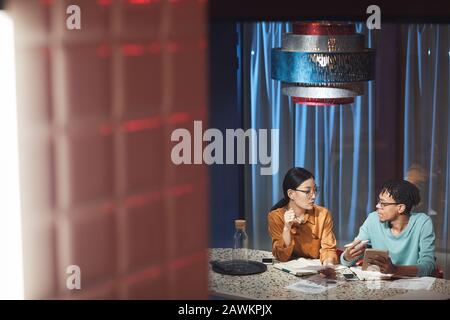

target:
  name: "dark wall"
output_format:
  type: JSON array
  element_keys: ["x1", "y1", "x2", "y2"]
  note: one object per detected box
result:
[
  {"x1": 209, "y1": 22, "x2": 243, "y2": 248},
  {"x1": 209, "y1": 0, "x2": 450, "y2": 23},
  {"x1": 373, "y1": 25, "x2": 404, "y2": 191}
]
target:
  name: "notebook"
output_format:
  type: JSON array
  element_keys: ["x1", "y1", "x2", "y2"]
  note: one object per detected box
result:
[{"x1": 273, "y1": 258, "x2": 328, "y2": 276}]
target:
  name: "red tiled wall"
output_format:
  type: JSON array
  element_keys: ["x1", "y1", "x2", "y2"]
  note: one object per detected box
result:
[{"x1": 10, "y1": 0, "x2": 208, "y2": 299}]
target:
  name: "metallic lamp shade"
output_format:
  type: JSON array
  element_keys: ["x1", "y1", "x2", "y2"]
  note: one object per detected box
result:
[{"x1": 271, "y1": 21, "x2": 375, "y2": 106}]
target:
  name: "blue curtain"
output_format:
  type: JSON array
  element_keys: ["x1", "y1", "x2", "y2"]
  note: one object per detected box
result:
[
  {"x1": 402, "y1": 24, "x2": 450, "y2": 275},
  {"x1": 244, "y1": 22, "x2": 375, "y2": 250}
]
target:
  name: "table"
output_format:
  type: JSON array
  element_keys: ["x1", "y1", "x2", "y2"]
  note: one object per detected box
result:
[{"x1": 209, "y1": 248, "x2": 450, "y2": 300}]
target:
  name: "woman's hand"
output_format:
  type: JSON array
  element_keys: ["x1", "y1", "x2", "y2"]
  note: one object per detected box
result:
[
  {"x1": 319, "y1": 258, "x2": 337, "y2": 279},
  {"x1": 319, "y1": 267, "x2": 336, "y2": 279},
  {"x1": 322, "y1": 258, "x2": 335, "y2": 266},
  {"x1": 284, "y1": 209, "x2": 305, "y2": 229},
  {"x1": 283, "y1": 209, "x2": 296, "y2": 229}
]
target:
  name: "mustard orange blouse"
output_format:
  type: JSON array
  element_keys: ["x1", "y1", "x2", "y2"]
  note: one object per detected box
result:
[{"x1": 267, "y1": 205, "x2": 338, "y2": 263}]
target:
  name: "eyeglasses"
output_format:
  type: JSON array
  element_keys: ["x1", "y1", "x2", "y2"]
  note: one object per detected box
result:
[
  {"x1": 376, "y1": 198, "x2": 399, "y2": 209},
  {"x1": 295, "y1": 186, "x2": 320, "y2": 198}
]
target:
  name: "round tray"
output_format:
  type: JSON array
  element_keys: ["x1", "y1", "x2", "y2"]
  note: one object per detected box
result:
[{"x1": 210, "y1": 260, "x2": 267, "y2": 276}]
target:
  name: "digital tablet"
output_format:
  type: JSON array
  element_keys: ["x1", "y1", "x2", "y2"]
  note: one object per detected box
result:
[{"x1": 362, "y1": 249, "x2": 389, "y2": 271}]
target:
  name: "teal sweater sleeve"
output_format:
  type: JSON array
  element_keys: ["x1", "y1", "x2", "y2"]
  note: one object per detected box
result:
[{"x1": 416, "y1": 217, "x2": 436, "y2": 277}]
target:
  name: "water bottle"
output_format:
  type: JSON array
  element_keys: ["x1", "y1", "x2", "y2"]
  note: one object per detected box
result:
[{"x1": 232, "y1": 219, "x2": 249, "y2": 263}]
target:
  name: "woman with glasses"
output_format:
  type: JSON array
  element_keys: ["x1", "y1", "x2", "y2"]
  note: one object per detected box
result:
[
  {"x1": 341, "y1": 179, "x2": 436, "y2": 277},
  {"x1": 267, "y1": 167, "x2": 338, "y2": 265}
]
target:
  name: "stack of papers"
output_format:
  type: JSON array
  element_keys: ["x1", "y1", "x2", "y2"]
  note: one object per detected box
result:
[
  {"x1": 388, "y1": 277, "x2": 436, "y2": 290},
  {"x1": 273, "y1": 258, "x2": 328, "y2": 276},
  {"x1": 285, "y1": 274, "x2": 338, "y2": 294},
  {"x1": 350, "y1": 267, "x2": 393, "y2": 280}
]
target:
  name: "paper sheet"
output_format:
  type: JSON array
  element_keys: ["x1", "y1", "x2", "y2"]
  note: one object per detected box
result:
[
  {"x1": 285, "y1": 274, "x2": 338, "y2": 294},
  {"x1": 334, "y1": 265, "x2": 348, "y2": 271},
  {"x1": 350, "y1": 267, "x2": 393, "y2": 280},
  {"x1": 388, "y1": 277, "x2": 436, "y2": 290},
  {"x1": 273, "y1": 258, "x2": 347, "y2": 273}
]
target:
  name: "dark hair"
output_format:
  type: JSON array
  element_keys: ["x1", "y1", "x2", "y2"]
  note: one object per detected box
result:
[
  {"x1": 270, "y1": 167, "x2": 315, "y2": 211},
  {"x1": 379, "y1": 179, "x2": 421, "y2": 215}
]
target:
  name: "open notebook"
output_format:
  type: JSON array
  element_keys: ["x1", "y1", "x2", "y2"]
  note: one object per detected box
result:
[{"x1": 273, "y1": 258, "x2": 328, "y2": 276}]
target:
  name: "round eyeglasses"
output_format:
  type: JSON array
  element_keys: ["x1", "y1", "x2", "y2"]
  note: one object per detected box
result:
[
  {"x1": 295, "y1": 185, "x2": 320, "y2": 198},
  {"x1": 376, "y1": 198, "x2": 399, "y2": 209}
]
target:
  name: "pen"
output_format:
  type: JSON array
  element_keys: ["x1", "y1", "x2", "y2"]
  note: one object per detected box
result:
[
  {"x1": 281, "y1": 268, "x2": 296, "y2": 276},
  {"x1": 344, "y1": 239, "x2": 369, "y2": 248}
]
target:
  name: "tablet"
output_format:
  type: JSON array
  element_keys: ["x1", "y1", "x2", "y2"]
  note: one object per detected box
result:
[{"x1": 362, "y1": 249, "x2": 389, "y2": 271}]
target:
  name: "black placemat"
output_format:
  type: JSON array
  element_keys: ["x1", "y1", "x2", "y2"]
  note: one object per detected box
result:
[{"x1": 210, "y1": 260, "x2": 267, "y2": 276}]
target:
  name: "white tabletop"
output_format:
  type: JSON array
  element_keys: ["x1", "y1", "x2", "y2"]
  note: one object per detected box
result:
[{"x1": 209, "y1": 248, "x2": 450, "y2": 300}]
